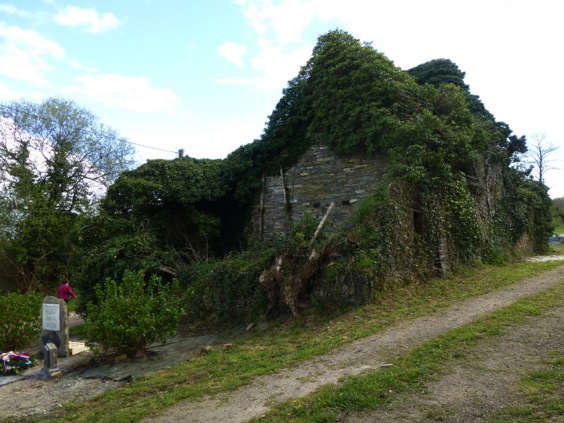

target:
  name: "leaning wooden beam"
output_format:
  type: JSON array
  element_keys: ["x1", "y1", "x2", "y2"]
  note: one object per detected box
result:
[
  {"x1": 310, "y1": 202, "x2": 335, "y2": 245},
  {"x1": 280, "y1": 166, "x2": 288, "y2": 207},
  {"x1": 158, "y1": 265, "x2": 177, "y2": 276}
]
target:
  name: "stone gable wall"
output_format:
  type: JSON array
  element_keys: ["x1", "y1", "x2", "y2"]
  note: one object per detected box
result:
[{"x1": 252, "y1": 144, "x2": 387, "y2": 240}]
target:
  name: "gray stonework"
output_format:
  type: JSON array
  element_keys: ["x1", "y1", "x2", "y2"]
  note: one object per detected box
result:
[
  {"x1": 40, "y1": 296, "x2": 69, "y2": 358},
  {"x1": 252, "y1": 144, "x2": 387, "y2": 240},
  {"x1": 249, "y1": 143, "x2": 520, "y2": 277}
]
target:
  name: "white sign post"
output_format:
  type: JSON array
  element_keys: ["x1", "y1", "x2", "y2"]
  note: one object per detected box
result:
[{"x1": 42, "y1": 303, "x2": 61, "y2": 331}]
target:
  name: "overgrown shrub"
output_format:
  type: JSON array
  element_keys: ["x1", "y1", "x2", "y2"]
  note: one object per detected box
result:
[
  {"x1": 0, "y1": 292, "x2": 43, "y2": 351},
  {"x1": 83, "y1": 270, "x2": 186, "y2": 357},
  {"x1": 182, "y1": 249, "x2": 273, "y2": 326},
  {"x1": 310, "y1": 258, "x2": 374, "y2": 312},
  {"x1": 350, "y1": 183, "x2": 421, "y2": 289}
]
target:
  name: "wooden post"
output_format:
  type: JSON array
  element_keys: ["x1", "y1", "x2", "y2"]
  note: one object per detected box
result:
[{"x1": 280, "y1": 166, "x2": 288, "y2": 207}]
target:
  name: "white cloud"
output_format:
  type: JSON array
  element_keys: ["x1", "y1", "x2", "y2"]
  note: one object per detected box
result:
[
  {"x1": 62, "y1": 72, "x2": 182, "y2": 113},
  {"x1": 0, "y1": 23, "x2": 64, "y2": 85},
  {"x1": 218, "y1": 42, "x2": 248, "y2": 66},
  {"x1": 222, "y1": 0, "x2": 321, "y2": 91},
  {"x1": 55, "y1": 6, "x2": 121, "y2": 33},
  {"x1": 218, "y1": 44, "x2": 312, "y2": 91},
  {"x1": 0, "y1": 82, "x2": 22, "y2": 100},
  {"x1": 0, "y1": 4, "x2": 31, "y2": 17},
  {"x1": 236, "y1": 0, "x2": 318, "y2": 47}
]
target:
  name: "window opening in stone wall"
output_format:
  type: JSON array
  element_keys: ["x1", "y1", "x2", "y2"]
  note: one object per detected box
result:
[{"x1": 413, "y1": 210, "x2": 423, "y2": 235}]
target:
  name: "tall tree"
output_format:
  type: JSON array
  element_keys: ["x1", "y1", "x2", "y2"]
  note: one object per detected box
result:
[
  {"x1": 526, "y1": 132, "x2": 558, "y2": 183},
  {"x1": 0, "y1": 98, "x2": 134, "y2": 289}
]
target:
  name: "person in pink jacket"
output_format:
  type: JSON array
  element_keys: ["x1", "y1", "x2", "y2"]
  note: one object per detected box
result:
[{"x1": 57, "y1": 278, "x2": 77, "y2": 303}]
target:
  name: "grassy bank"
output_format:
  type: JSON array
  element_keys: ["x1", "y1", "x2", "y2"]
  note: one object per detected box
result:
[
  {"x1": 254, "y1": 278, "x2": 564, "y2": 421},
  {"x1": 36, "y1": 259, "x2": 564, "y2": 423}
]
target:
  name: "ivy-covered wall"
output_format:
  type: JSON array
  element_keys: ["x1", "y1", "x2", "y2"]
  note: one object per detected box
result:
[
  {"x1": 250, "y1": 142, "x2": 536, "y2": 275},
  {"x1": 252, "y1": 144, "x2": 387, "y2": 240}
]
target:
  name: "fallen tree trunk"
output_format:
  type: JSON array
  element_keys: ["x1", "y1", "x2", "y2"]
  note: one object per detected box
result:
[
  {"x1": 259, "y1": 253, "x2": 287, "y2": 316},
  {"x1": 260, "y1": 203, "x2": 335, "y2": 316}
]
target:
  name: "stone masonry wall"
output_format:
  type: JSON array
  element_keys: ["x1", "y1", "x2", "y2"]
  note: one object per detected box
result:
[{"x1": 252, "y1": 144, "x2": 388, "y2": 240}]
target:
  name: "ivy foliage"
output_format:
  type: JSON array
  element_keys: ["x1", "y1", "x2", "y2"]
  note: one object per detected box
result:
[
  {"x1": 259, "y1": 30, "x2": 414, "y2": 159},
  {"x1": 406, "y1": 58, "x2": 493, "y2": 120},
  {"x1": 75, "y1": 29, "x2": 552, "y2": 324},
  {"x1": 102, "y1": 158, "x2": 227, "y2": 245},
  {"x1": 249, "y1": 30, "x2": 552, "y2": 299},
  {"x1": 74, "y1": 158, "x2": 229, "y2": 311},
  {"x1": 182, "y1": 249, "x2": 273, "y2": 326},
  {"x1": 552, "y1": 197, "x2": 564, "y2": 224}
]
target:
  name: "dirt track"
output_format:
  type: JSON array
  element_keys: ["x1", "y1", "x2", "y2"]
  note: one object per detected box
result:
[
  {"x1": 1, "y1": 260, "x2": 563, "y2": 422},
  {"x1": 146, "y1": 263, "x2": 564, "y2": 423},
  {"x1": 346, "y1": 305, "x2": 564, "y2": 422}
]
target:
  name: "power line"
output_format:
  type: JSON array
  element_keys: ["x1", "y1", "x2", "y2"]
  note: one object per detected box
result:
[
  {"x1": 0, "y1": 103, "x2": 180, "y2": 156},
  {"x1": 128, "y1": 141, "x2": 178, "y2": 154}
]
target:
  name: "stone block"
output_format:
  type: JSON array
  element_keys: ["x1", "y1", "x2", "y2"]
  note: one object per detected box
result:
[{"x1": 40, "y1": 296, "x2": 69, "y2": 357}]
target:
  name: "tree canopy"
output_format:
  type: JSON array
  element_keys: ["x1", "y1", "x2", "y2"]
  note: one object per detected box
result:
[
  {"x1": 407, "y1": 58, "x2": 469, "y2": 89},
  {"x1": 0, "y1": 98, "x2": 134, "y2": 289}
]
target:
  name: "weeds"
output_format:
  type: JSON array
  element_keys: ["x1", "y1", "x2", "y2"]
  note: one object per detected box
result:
[{"x1": 489, "y1": 353, "x2": 564, "y2": 422}]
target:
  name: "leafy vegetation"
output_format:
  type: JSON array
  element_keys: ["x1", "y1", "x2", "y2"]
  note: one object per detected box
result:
[
  {"x1": 0, "y1": 29, "x2": 555, "y2": 328},
  {"x1": 0, "y1": 292, "x2": 43, "y2": 351},
  {"x1": 551, "y1": 196, "x2": 564, "y2": 231},
  {"x1": 83, "y1": 270, "x2": 186, "y2": 357},
  {"x1": 182, "y1": 250, "x2": 273, "y2": 325},
  {"x1": 229, "y1": 30, "x2": 552, "y2": 311}
]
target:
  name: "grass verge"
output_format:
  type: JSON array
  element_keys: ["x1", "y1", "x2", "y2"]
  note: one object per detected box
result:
[
  {"x1": 488, "y1": 352, "x2": 564, "y2": 423},
  {"x1": 32, "y1": 259, "x2": 564, "y2": 423},
  {"x1": 552, "y1": 225, "x2": 564, "y2": 235},
  {"x1": 252, "y1": 282, "x2": 564, "y2": 422}
]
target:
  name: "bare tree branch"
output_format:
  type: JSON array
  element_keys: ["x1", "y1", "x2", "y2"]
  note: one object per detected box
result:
[{"x1": 527, "y1": 132, "x2": 559, "y2": 183}]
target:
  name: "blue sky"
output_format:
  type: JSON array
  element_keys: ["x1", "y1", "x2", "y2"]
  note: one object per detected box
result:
[{"x1": 1, "y1": 0, "x2": 563, "y2": 197}]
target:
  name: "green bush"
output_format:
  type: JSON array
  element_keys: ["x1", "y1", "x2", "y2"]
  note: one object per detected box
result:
[
  {"x1": 0, "y1": 292, "x2": 43, "y2": 351},
  {"x1": 83, "y1": 270, "x2": 186, "y2": 357}
]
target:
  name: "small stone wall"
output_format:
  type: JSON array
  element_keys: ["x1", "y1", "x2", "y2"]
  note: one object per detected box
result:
[{"x1": 252, "y1": 144, "x2": 387, "y2": 240}]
